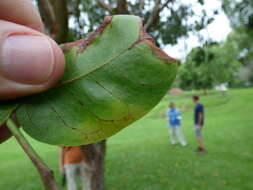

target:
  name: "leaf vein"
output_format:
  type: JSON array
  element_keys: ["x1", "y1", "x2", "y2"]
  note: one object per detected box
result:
[
  {"x1": 66, "y1": 85, "x2": 132, "y2": 123},
  {"x1": 47, "y1": 100, "x2": 78, "y2": 131},
  {"x1": 59, "y1": 38, "x2": 147, "y2": 86}
]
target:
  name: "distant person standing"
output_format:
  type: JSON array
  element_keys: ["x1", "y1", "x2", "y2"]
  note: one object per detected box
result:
[
  {"x1": 59, "y1": 146, "x2": 89, "y2": 190},
  {"x1": 166, "y1": 102, "x2": 187, "y2": 146},
  {"x1": 192, "y1": 96, "x2": 206, "y2": 154}
]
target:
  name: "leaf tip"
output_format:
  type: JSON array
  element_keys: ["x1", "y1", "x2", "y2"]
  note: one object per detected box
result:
[{"x1": 138, "y1": 21, "x2": 180, "y2": 65}]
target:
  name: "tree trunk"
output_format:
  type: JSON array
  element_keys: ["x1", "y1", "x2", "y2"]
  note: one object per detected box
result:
[
  {"x1": 80, "y1": 140, "x2": 106, "y2": 190},
  {"x1": 49, "y1": 0, "x2": 69, "y2": 43},
  {"x1": 117, "y1": 0, "x2": 129, "y2": 14},
  {"x1": 37, "y1": 0, "x2": 58, "y2": 39},
  {"x1": 37, "y1": 0, "x2": 68, "y2": 43}
]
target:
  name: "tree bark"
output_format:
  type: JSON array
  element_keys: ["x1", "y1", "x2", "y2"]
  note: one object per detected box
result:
[
  {"x1": 38, "y1": 0, "x2": 68, "y2": 43},
  {"x1": 80, "y1": 140, "x2": 106, "y2": 190},
  {"x1": 37, "y1": 0, "x2": 58, "y2": 39},
  {"x1": 117, "y1": 0, "x2": 129, "y2": 14},
  {"x1": 49, "y1": 0, "x2": 69, "y2": 43}
]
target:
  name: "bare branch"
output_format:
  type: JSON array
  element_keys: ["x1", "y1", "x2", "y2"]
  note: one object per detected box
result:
[
  {"x1": 160, "y1": 0, "x2": 172, "y2": 10},
  {"x1": 144, "y1": 0, "x2": 160, "y2": 31},
  {"x1": 144, "y1": 0, "x2": 173, "y2": 31},
  {"x1": 6, "y1": 119, "x2": 60, "y2": 190},
  {"x1": 96, "y1": 0, "x2": 113, "y2": 13}
]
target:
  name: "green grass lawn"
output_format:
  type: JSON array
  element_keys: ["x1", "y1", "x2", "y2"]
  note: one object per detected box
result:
[{"x1": 0, "y1": 88, "x2": 252, "y2": 190}]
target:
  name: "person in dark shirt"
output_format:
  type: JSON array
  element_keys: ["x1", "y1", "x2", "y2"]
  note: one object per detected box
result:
[{"x1": 192, "y1": 96, "x2": 206, "y2": 154}]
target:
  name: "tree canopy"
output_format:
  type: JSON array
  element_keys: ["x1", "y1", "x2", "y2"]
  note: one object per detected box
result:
[
  {"x1": 179, "y1": 41, "x2": 241, "y2": 90},
  {"x1": 36, "y1": 0, "x2": 216, "y2": 45},
  {"x1": 222, "y1": 0, "x2": 253, "y2": 86}
]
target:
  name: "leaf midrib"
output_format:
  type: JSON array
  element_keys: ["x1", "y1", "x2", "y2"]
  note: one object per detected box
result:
[{"x1": 59, "y1": 37, "x2": 146, "y2": 86}]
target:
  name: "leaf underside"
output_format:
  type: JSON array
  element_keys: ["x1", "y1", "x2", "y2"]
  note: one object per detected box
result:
[{"x1": 2, "y1": 15, "x2": 178, "y2": 146}]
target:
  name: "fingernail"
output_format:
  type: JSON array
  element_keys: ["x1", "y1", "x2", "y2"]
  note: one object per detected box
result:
[{"x1": 2, "y1": 35, "x2": 54, "y2": 84}]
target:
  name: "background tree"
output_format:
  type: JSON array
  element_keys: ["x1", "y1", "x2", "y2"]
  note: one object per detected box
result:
[
  {"x1": 179, "y1": 45, "x2": 215, "y2": 92},
  {"x1": 179, "y1": 41, "x2": 241, "y2": 91},
  {"x1": 35, "y1": 0, "x2": 216, "y2": 189},
  {"x1": 222, "y1": 0, "x2": 253, "y2": 86},
  {"x1": 38, "y1": 0, "x2": 217, "y2": 45},
  {"x1": 222, "y1": 0, "x2": 253, "y2": 30}
]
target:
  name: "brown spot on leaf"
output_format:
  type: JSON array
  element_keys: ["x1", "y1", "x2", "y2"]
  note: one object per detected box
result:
[
  {"x1": 61, "y1": 39, "x2": 83, "y2": 52},
  {"x1": 61, "y1": 16, "x2": 113, "y2": 53},
  {"x1": 97, "y1": 114, "x2": 134, "y2": 123},
  {"x1": 62, "y1": 15, "x2": 178, "y2": 65}
]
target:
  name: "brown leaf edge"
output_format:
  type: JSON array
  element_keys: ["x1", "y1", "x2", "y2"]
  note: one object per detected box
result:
[
  {"x1": 61, "y1": 15, "x2": 180, "y2": 65},
  {"x1": 61, "y1": 16, "x2": 113, "y2": 53},
  {"x1": 139, "y1": 25, "x2": 180, "y2": 64}
]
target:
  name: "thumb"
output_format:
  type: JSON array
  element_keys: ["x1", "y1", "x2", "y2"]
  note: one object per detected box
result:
[{"x1": 0, "y1": 20, "x2": 65, "y2": 99}]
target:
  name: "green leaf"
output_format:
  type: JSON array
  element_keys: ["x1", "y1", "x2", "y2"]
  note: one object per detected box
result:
[{"x1": 13, "y1": 15, "x2": 178, "y2": 146}]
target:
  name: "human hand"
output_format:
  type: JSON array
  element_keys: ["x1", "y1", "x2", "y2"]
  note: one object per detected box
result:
[
  {"x1": 0, "y1": 0, "x2": 65, "y2": 99},
  {"x1": 0, "y1": 0, "x2": 65, "y2": 143}
]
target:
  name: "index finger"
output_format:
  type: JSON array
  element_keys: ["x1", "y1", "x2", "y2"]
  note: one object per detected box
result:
[{"x1": 0, "y1": 0, "x2": 44, "y2": 32}]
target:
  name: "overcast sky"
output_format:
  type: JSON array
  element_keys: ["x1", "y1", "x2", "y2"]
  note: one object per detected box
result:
[{"x1": 164, "y1": 0, "x2": 232, "y2": 60}]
